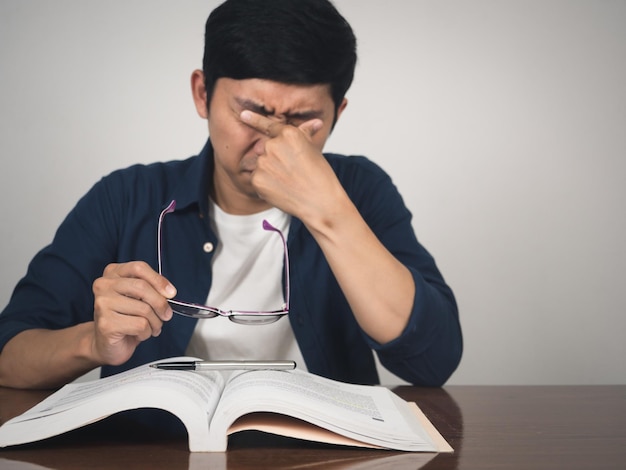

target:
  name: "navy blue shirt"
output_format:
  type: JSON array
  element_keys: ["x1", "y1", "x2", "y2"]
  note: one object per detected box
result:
[{"x1": 0, "y1": 141, "x2": 462, "y2": 385}]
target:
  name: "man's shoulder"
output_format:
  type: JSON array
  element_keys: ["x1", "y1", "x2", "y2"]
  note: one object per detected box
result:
[
  {"x1": 92, "y1": 154, "x2": 204, "y2": 198},
  {"x1": 324, "y1": 152, "x2": 391, "y2": 184},
  {"x1": 78, "y1": 153, "x2": 205, "y2": 213},
  {"x1": 104, "y1": 154, "x2": 201, "y2": 181}
]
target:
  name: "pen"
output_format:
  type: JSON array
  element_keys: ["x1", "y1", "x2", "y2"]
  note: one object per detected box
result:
[{"x1": 150, "y1": 360, "x2": 296, "y2": 371}]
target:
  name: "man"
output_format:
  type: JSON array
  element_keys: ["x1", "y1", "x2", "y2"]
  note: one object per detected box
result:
[{"x1": 0, "y1": 0, "x2": 462, "y2": 389}]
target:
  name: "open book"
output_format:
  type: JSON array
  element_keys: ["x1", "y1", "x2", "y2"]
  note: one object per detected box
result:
[{"x1": 0, "y1": 358, "x2": 452, "y2": 453}]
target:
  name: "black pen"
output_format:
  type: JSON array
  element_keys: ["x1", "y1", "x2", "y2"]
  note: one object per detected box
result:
[{"x1": 150, "y1": 360, "x2": 296, "y2": 371}]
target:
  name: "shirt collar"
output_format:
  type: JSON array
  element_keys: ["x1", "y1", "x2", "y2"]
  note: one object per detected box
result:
[
  {"x1": 164, "y1": 139, "x2": 214, "y2": 217},
  {"x1": 162, "y1": 138, "x2": 304, "y2": 242}
]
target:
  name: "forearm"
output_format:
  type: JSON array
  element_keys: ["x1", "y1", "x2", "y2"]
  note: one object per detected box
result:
[
  {"x1": 0, "y1": 323, "x2": 100, "y2": 390},
  {"x1": 304, "y1": 194, "x2": 415, "y2": 344},
  {"x1": 376, "y1": 278, "x2": 462, "y2": 386}
]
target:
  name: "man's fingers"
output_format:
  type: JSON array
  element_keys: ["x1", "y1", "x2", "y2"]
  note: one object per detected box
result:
[
  {"x1": 298, "y1": 118, "x2": 323, "y2": 137},
  {"x1": 107, "y1": 261, "x2": 177, "y2": 299},
  {"x1": 93, "y1": 275, "x2": 172, "y2": 322},
  {"x1": 97, "y1": 261, "x2": 176, "y2": 324},
  {"x1": 240, "y1": 110, "x2": 282, "y2": 137},
  {"x1": 95, "y1": 295, "x2": 164, "y2": 339},
  {"x1": 240, "y1": 110, "x2": 323, "y2": 139}
]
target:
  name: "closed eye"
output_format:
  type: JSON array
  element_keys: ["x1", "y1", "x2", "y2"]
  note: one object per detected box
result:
[{"x1": 235, "y1": 98, "x2": 273, "y2": 117}]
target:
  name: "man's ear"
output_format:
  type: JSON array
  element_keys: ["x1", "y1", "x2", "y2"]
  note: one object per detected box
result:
[
  {"x1": 191, "y1": 70, "x2": 209, "y2": 119},
  {"x1": 336, "y1": 98, "x2": 348, "y2": 123},
  {"x1": 330, "y1": 97, "x2": 348, "y2": 131}
]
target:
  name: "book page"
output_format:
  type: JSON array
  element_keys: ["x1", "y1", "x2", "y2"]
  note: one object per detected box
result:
[
  {"x1": 0, "y1": 359, "x2": 226, "y2": 452},
  {"x1": 230, "y1": 403, "x2": 453, "y2": 453},
  {"x1": 228, "y1": 412, "x2": 382, "y2": 448},
  {"x1": 210, "y1": 369, "x2": 437, "y2": 451},
  {"x1": 10, "y1": 361, "x2": 224, "y2": 423}
]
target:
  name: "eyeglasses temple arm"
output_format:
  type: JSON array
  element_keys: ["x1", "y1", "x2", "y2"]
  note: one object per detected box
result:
[
  {"x1": 263, "y1": 219, "x2": 290, "y2": 309},
  {"x1": 157, "y1": 200, "x2": 177, "y2": 275}
]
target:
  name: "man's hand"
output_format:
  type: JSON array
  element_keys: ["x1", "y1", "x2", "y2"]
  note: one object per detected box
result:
[
  {"x1": 240, "y1": 109, "x2": 346, "y2": 226},
  {"x1": 240, "y1": 109, "x2": 414, "y2": 346},
  {"x1": 0, "y1": 262, "x2": 177, "y2": 389},
  {"x1": 91, "y1": 261, "x2": 176, "y2": 366}
]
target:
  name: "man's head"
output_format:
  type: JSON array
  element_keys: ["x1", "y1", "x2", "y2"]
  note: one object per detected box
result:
[{"x1": 202, "y1": 0, "x2": 357, "y2": 116}]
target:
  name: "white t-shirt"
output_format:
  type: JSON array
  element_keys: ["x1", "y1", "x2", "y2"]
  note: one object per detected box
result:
[{"x1": 185, "y1": 201, "x2": 306, "y2": 370}]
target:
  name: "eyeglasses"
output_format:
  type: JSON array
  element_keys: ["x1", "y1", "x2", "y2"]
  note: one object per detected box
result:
[{"x1": 157, "y1": 200, "x2": 290, "y2": 325}]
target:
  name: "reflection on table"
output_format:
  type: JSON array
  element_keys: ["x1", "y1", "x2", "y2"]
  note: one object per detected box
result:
[{"x1": 2, "y1": 385, "x2": 626, "y2": 469}]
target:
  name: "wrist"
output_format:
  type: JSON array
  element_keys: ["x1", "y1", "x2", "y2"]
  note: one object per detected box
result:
[
  {"x1": 74, "y1": 321, "x2": 104, "y2": 367},
  {"x1": 300, "y1": 188, "x2": 358, "y2": 240}
]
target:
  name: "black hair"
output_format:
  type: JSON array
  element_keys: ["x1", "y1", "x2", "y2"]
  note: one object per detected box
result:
[{"x1": 202, "y1": 0, "x2": 357, "y2": 114}]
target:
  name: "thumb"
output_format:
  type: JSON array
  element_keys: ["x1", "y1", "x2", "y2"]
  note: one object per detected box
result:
[{"x1": 299, "y1": 118, "x2": 324, "y2": 138}]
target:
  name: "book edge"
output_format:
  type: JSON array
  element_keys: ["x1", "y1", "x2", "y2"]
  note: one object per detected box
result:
[{"x1": 407, "y1": 402, "x2": 453, "y2": 453}]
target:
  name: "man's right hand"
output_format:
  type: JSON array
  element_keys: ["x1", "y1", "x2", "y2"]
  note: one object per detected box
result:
[
  {"x1": 91, "y1": 261, "x2": 177, "y2": 366},
  {"x1": 0, "y1": 261, "x2": 176, "y2": 389}
]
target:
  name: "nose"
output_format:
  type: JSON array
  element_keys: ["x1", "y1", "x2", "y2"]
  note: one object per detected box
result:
[
  {"x1": 253, "y1": 134, "x2": 268, "y2": 156},
  {"x1": 251, "y1": 115, "x2": 284, "y2": 155}
]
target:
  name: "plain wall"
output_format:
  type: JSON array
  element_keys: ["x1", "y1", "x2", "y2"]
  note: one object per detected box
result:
[{"x1": 1, "y1": 1, "x2": 624, "y2": 385}]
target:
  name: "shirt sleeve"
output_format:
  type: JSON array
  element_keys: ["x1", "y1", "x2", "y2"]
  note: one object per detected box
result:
[
  {"x1": 342, "y1": 156, "x2": 463, "y2": 386},
  {"x1": 0, "y1": 173, "x2": 123, "y2": 352}
]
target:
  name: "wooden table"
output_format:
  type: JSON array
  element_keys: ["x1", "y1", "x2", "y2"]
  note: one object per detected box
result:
[{"x1": 1, "y1": 385, "x2": 624, "y2": 469}]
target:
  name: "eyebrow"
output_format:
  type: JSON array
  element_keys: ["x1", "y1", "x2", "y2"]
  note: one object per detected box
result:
[{"x1": 235, "y1": 97, "x2": 324, "y2": 122}]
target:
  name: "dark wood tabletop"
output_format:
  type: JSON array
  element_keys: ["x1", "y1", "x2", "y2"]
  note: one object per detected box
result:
[{"x1": 0, "y1": 385, "x2": 624, "y2": 469}]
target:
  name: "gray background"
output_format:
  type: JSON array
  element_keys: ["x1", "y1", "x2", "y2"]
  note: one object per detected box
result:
[{"x1": 1, "y1": 1, "x2": 624, "y2": 385}]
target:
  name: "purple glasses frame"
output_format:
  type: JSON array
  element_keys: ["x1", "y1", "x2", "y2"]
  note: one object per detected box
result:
[{"x1": 157, "y1": 200, "x2": 290, "y2": 325}]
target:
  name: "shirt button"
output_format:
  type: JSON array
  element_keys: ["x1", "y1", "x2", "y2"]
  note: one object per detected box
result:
[{"x1": 203, "y1": 242, "x2": 214, "y2": 253}]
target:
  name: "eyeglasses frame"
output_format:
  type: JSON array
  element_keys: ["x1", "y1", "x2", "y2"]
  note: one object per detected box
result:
[{"x1": 156, "y1": 200, "x2": 290, "y2": 323}]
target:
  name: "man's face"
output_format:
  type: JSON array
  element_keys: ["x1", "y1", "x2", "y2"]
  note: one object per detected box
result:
[{"x1": 192, "y1": 75, "x2": 345, "y2": 214}]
